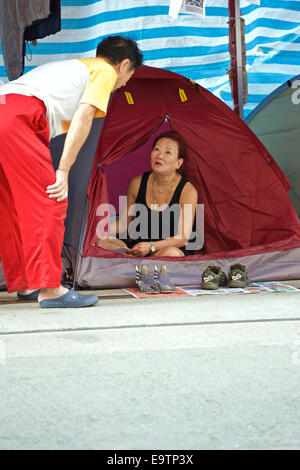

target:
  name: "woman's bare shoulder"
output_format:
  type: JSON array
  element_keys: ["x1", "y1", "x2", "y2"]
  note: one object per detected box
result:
[
  {"x1": 181, "y1": 180, "x2": 198, "y2": 202},
  {"x1": 184, "y1": 180, "x2": 198, "y2": 194}
]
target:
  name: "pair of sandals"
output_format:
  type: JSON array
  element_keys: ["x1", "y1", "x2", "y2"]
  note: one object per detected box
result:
[
  {"x1": 136, "y1": 265, "x2": 177, "y2": 294},
  {"x1": 17, "y1": 287, "x2": 99, "y2": 308}
]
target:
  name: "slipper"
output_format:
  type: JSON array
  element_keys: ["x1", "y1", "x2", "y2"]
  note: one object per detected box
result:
[
  {"x1": 39, "y1": 288, "x2": 99, "y2": 309},
  {"x1": 17, "y1": 290, "x2": 40, "y2": 301}
]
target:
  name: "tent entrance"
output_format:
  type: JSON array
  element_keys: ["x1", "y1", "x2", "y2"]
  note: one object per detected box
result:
[{"x1": 105, "y1": 119, "x2": 171, "y2": 217}]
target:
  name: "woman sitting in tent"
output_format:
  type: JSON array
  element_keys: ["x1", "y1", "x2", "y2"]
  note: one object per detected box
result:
[{"x1": 97, "y1": 130, "x2": 199, "y2": 257}]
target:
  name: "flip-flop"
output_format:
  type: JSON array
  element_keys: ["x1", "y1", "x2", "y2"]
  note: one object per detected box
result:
[
  {"x1": 39, "y1": 288, "x2": 99, "y2": 309},
  {"x1": 17, "y1": 290, "x2": 40, "y2": 301}
]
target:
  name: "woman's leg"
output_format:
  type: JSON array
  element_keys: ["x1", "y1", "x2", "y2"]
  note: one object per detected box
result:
[{"x1": 153, "y1": 247, "x2": 185, "y2": 257}]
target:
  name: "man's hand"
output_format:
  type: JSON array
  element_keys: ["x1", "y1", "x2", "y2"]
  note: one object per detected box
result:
[
  {"x1": 46, "y1": 170, "x2": 69, "y2": 202},
  {"x1": 127, "y1": 242, "x2": 151, "y2": 257}
]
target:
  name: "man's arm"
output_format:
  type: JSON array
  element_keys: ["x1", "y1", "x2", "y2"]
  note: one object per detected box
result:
[{"x1": 46, "y1": 103, "x2": 98, "y2": 202}]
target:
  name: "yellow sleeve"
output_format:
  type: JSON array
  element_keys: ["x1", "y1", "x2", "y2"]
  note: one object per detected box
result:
[{"x1": 80, "y1": 68, "x2": 117, "y2": 117}]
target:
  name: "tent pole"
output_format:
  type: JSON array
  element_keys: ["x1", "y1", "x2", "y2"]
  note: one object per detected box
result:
[{"x1": 228, "y1": 0, "x2": 244, "y2": 119}]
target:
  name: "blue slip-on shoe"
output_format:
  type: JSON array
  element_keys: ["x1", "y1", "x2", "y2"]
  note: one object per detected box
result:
[
  {"x1": 17, "y1": 290, "x2": 40, "y2": 301},
  {"x1": 39, "y1": 288, "x2": 99, "y2": 309}
]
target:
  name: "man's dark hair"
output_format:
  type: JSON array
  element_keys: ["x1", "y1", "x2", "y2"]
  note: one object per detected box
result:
[{"x1": 96, "y1": 36, "x2": 143, "y2": 69}]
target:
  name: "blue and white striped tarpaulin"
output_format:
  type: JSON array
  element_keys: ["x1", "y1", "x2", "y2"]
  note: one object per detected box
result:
[{"x1": 0, "y1": 0, "x2": 299, "y2": 118}]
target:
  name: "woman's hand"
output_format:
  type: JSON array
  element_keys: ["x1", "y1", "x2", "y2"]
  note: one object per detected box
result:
[
  {"x1": 46, "y1": 169, "x2": 69, "y2": 202},
  {"x1": 127, "y1": 242, "x2": 151, "y2": 257}
]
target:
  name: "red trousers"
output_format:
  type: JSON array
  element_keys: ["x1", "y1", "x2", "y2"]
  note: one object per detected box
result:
[{"x1": 0, "y1": 94, "x2": 67, "y2": 293}]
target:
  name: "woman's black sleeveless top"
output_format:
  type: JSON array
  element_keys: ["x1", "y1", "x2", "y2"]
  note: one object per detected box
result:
[{"x1": 126, "y1": 172, "x2": 195, "y2": 255}]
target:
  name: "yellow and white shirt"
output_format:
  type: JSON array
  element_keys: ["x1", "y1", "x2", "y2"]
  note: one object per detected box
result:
[{"x1": 0, "y1": 58, "x2": 117, "y2": 139}]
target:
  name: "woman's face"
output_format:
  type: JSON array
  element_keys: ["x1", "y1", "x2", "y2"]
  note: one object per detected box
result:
[{"x1": 151, "y1": 137, "x2": 183, "y2": 174}]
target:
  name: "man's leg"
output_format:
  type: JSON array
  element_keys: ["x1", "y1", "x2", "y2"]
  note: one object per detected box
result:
[
  {"x1": 0, "y1": 163, "x2": 28, "y2": 292},
  {"x1": 0, "y1": 95, "x2": 98, "y2": 307},
  {"x1": 0, "y1": 95, "x2": 67, "y2": 293},
  {"x1": 0, "y1": 136, "x2": 68, "y2": 293}
]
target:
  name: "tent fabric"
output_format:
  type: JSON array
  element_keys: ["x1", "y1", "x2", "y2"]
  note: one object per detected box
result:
[
  {"x1": 76, "y1": 242, "x2": 300, "y2": 289},
  {"x1": 2, "y1": 238, "x2": 300, "y2": 292},
  {"x1": 1, "y1": 0, "x2": 300, "y2": 117},
  {"x1": 83, "y1": 65, "x2": 300, "y2": 261},
  {"x1": 50, "y1": 118, "x2": 105, "y2": 250},
  {"x1": 246, "y1": 74, "x2": 300, "y2": 218}
]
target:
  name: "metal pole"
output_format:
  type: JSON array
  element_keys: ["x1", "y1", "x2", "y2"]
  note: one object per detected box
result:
[
  {"x1": 235, "y1": 0, "x2": 244, "y2": 119},
  {"x1": 228, "y1": 0, "x2": 244, "y2": 119}
]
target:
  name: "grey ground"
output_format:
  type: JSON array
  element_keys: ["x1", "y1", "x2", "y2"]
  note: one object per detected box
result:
[{"x1": 0, "y1": 282, "x2": 300, "y2": 450}]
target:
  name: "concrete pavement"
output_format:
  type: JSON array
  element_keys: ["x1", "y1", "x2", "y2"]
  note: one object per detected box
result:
[{"x1": 0, "y1": 284, "x2": 300, "y2": 450}]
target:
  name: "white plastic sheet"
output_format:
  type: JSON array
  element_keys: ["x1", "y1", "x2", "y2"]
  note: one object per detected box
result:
[{"x1": 169, "y1": 0, "x2": 207, "y2": 19}]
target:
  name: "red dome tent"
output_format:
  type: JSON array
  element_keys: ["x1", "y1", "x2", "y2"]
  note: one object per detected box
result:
[
  {"x1": 85, "y1": 65, "x2": 299, "y2": 256},
  {"x1": 67, "y1": 65, "x2": 300, "y2": 288},
  {"x1": 2, "y1": 65, "x2": 298, "y2": 290}
]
